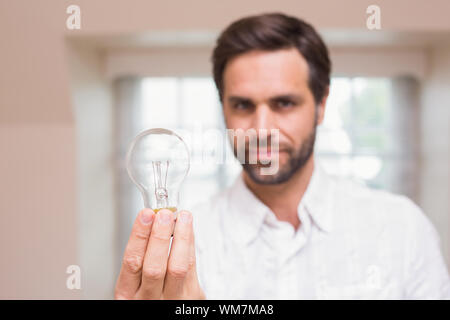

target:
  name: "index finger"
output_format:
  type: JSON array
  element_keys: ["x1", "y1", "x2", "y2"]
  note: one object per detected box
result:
[
  {"x1": 115, "y1": 208, "x2": 155, "y2": 299},
  {"x1": 139, "y1": 209, "x2": 176, "y2": 299}
]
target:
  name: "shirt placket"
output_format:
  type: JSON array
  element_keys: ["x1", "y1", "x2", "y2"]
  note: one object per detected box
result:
[{"x1": 281, "y1": 205, "x2": 312, "y2": 298}]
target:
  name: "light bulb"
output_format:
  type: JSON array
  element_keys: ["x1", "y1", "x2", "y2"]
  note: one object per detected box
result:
[{"x1": 126, "y1": 128, "x2": 190, "y2": 213}]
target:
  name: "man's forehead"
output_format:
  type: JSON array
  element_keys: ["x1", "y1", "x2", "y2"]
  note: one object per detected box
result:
[{"x1": 223, "y1": 48, "x2": 310, "y2": 97}]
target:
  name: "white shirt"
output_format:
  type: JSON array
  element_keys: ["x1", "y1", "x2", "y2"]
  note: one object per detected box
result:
[{"x1": 191, "y1": 160, "x2": 450, "y2": 299}]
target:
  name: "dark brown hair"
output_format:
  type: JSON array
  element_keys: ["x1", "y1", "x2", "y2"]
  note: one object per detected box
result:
[{"x1": 212, "y1": 12, "x2": 331, "y2": 105}]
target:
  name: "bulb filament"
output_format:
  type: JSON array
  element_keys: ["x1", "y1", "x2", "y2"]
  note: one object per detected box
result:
[{"x1": 152, "y1": 160, "x2": 169, "y2": 209}]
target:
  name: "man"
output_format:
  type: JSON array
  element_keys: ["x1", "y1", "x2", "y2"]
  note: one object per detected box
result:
[{"x1": 114, "y1": 13, "x2": 450, "y2": 299}]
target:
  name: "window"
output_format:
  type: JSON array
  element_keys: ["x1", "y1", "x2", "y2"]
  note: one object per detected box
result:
[
  {"x1": 316, "y1": 77, "x2": 393, "y2": 189},
  {"x1": 114, "y1": 76, "x2": 418, "y2": 250}
]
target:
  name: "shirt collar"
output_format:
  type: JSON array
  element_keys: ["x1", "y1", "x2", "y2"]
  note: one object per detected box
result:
[
  {"x1": 301, "y1": 160, "x2": 335, "y2": 233},
  {"x1": 227, "y1": 170, "x2": 269, "y2": 245},
  {"x1": 227, "y1": 158, "x2": 335, "y2": 245}
]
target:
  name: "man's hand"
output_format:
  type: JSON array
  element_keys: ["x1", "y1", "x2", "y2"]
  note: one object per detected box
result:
[{"x1": 115, "y1": 208, "x2": 205, "y2": 300}]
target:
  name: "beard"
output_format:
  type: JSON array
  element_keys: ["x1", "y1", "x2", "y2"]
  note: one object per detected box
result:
[
  {"x1": 242, "y1": 127, "x2": 316, "y2": 185},
  {"x1": 233, "y1": 113, "x2": 318, "y2": 185}
]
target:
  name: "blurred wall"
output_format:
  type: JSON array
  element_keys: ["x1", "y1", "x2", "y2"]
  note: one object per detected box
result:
[
  {"x1": 420, "y1": 47, "x2": 450, "y2": 263},
  {"x1": 0, "y1": 0, "x2": 78, "y2": 299},
  {"x1": 0, "y1": 0, "x2": 449, "y2": 299},
  {"x1": 68, "y1": 42, "x2": 116, "y2": 299}
]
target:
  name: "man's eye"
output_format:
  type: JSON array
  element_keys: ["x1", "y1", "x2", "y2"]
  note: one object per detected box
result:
[
  {"x1": 277, "y1": 100, "x2": 294, "y2": 108},
  {"x1": 234, "y1": 102, "x2": 250, "y2": 110}
]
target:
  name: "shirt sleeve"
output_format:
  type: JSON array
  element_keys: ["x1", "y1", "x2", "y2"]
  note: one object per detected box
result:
[{"x1": 403, "y1": 198, "x2": 450, "y2": 299}]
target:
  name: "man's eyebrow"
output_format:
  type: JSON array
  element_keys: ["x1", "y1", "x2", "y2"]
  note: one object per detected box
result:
[
  {"x1": 227, "y1": 96, "x2": 253, "y2": 103},
  {"x1": 269, "y1": 94, "x2": 304, "y2": 103},
  {"x1": 227, "y1": 93, "x2": 304, "y2": 104}
]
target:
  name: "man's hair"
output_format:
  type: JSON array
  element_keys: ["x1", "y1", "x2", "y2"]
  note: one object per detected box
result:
[{"x1": 212, "y1": 12, "x2": 331, "y2": 105}]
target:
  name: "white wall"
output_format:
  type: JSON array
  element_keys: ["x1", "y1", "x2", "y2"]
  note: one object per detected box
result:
[
  {"x1": 68, "y1": 43, "x2": 117, "y2": 299},
  {"x1": 420, "y1": 46, "x2": 450, "y2": 266}
]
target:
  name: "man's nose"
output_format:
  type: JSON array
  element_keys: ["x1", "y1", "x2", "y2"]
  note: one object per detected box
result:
[{"x1": 251, "y1": 104, "x2": 276, "y2": 131}]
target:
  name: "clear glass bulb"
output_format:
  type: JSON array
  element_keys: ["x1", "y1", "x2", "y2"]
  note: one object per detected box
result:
[{"x1": 126, "y1": 128, "x2": 190, "y2": 213}]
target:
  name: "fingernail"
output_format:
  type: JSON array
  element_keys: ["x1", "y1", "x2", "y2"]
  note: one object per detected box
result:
[
  {"x1": 178, "y1": 211, "x2": 192, "y2": 224},
  {"x1": 159, "y1": 210, "x2": 172, "y2": 225},
  {"x1": 140, "y1": 210, "x2": 154, "y2": 225}
]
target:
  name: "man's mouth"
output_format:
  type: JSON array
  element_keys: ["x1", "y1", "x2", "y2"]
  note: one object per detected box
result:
[
  {"x1": 248, "y1": 149, "x2": 285, "y2": 162},
  {"x1": 252, "y1": 150, "x2": 271, "y2": 162}
]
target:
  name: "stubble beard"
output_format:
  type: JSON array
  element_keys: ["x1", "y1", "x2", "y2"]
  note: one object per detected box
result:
[{"x1": 239, "y1": 116, "x2": 318, "y2": 185}]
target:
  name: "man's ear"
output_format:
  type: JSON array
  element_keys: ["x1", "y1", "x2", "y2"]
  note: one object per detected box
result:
[{"x1": 316, "y1": 86, "x2": 329, "y2": 125}]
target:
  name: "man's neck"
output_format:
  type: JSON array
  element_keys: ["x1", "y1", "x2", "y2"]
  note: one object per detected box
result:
[{"x1": 242, "y1": 157, "x2": 315, "y2": 230}]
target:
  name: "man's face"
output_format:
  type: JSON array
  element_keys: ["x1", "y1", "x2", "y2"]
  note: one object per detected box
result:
[{"x1": 222, "y1": 48, "x2": 327, "y2": 184}]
